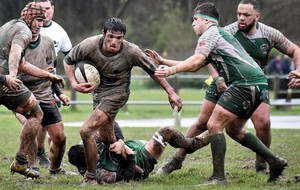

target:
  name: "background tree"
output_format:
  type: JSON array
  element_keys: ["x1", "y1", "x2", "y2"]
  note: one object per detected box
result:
[{"x1": 1, "y1": 0, "x2": 299, "y2": 75}]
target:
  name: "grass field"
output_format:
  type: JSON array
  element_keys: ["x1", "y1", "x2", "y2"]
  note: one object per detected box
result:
[{"x1": 0, "y1": 88, "x2": 299, "y2": 189}]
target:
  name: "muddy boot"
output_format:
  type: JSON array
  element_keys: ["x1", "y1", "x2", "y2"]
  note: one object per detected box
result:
[
  {"x1": 255, "y1": 160, "x2": 268, "y2": 174},
  {"x1": 37, "y1": 149, "x2": 50, "y2": 167},
  {"x1": 10, "y1": 153, "x2": 40, "y2": 178},
  {"x1": 156, "y1": 154, "x2": 184, "y2": 175},
  {"x1": 268, "y1": 157, "x2": 288, "y2": 182}
]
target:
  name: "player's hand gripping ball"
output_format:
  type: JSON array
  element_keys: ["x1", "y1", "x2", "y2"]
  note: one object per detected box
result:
[{"x1": 74, "y1": 60, "x2": 100, "y2": 86}]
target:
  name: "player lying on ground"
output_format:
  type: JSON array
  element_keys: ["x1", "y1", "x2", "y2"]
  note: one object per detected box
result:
[{"x1": 68, "y1": 123, "x2": 209, "y2": 184}]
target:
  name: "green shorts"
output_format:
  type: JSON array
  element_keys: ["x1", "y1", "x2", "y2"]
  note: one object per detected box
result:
[
  {"x1": 126, "y1": 140, "x2": 157, "y2": 179},
  {"x1": 205, "y1": 81, "x2": 270, "y2": 105},
  {"x1": 217, "y1": 84, "x2": 269, "y2": 119},
  {"x1": 0, "y1": 84, "x2": 31, "y2": 110},
  {"x1": 205, "y1": 81, "x2": 222, "y2": 104}
]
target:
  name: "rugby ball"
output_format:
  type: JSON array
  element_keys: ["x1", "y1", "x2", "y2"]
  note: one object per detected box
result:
[{"x1": 74, "y1": 60, "x2": 100, "y2": 86}]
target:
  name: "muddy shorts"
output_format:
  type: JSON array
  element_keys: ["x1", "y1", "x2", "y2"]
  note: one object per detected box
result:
[
  {"x1": 217, "y1": 84, "x2": 269, "y2": 119},
  {"x1": 39, "y1": 101, "x2": 62, "y2": 126},
  {"x1": 0, "y1": 84, "x2": 31, "y2": 110},
  {"x1": 93, "y1": 91, "x2": 129, "y2": 119}
]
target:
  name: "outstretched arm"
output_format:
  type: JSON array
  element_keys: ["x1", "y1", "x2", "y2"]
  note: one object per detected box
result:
[
  {"x1": 144, "y1": 49, "x2": 181, "y2": 66},
  {"x1": 285, "y1": 42, "x2": 300, "y2": 70},
  {"x1": 155, "y1": 53, "x2": 207, "y2": 78},
  {"x1": 18, "y1": 59, "x2": 63, "y2": 85}
]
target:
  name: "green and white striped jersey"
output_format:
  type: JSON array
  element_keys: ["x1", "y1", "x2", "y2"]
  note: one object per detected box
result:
[
  {"x1": 224, "y1": 21, "x2": 291, "y2": 69},
  {"x1": 195, "y1": 24, "x2": 267, "y2": 86}
]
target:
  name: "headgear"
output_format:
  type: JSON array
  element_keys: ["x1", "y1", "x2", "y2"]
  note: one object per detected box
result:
[{"x1": 21, "y1": 2, "x2": 46, "y2": 27}]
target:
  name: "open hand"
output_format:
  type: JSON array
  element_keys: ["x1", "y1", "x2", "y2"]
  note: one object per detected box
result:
[
  {"x1": 144, "y1": 49, "x2": 163, "y2": 64},
  {"x1": 4, "y1": 75, "x2": 22, "y2": 92}
]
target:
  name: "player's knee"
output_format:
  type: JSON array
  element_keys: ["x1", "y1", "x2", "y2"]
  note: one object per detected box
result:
[
  {"x1": 253, "y1": 120, "x2": 270, "y2": 133},
  {"x1": 79, "y1": 128, "x2": 87, "y2": 140},
  {"x1": 51, "y1": 132, "x2": 66, "y2": 145},
  {"x1": 157, "y1": 126, "x2": 175, "y2": 141},
  {"x1": 252, "y1": 115, "x2": 270, "y2": 129}
]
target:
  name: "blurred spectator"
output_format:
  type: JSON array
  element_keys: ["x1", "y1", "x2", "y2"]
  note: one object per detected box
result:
[{"x1": 268, "y1": 54, "x2": 291, "y2": 90}]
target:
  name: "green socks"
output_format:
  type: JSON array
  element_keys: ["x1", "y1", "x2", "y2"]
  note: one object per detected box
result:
[
  {"x1": 240, "y1": 132, "x2": 275, "y2": 164},
  {"x1": 210, "y1": 133, "x2": 226, "y2": 180}
]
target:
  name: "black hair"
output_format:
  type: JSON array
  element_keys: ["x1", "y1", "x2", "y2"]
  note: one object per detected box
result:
[
  {"x1": 194, "y1": 2, "x2": 219, "y2": 21},
  {"x1": 240, "y1": 0, "x2": 260, "y2": 12},
  {"x1": 68, "y1": 144, "x2": 86, "y2": 168},
  {"x1": 103, "y1": 17, "x2": 127, "y2": 35}
]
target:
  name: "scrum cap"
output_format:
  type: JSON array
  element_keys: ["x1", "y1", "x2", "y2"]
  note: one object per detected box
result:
[{"x1": 21, "y1": 2, "x2": 46, "y2": 27}]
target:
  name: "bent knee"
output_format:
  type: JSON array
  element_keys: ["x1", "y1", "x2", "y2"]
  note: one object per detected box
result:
[
  {"x1": 157, "y1": 126, "x2": 175, "y2": 136},
  {"x1": 80, "y1": 127, "x2": 93, "y2": 141},
  {"x1": 52, "y1": 133, "x2": 66, "y2": 145},
  {"x1": 158, "y1": 126, "x2": 174, "y2": 132},
  {"x1": 252, "y1": 117, "x2": 270, "y2": 131}
]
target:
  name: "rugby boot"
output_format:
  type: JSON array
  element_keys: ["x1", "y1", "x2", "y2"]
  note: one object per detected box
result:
[
  {"x1": 37, "y1": 151, "x2": 50, "y2": 167},
  {"x1": 10, "y1": 160, "x2": 40, "y2": 179},
  {"x1": 31, "y1": 165, "x2": 39, "y2": 172},
  {"x1": 156, "y1": 154, "x2": 184, "y2": 175},
  {"x1": 268, "y1": 157, "x2": 288, "y2": 182},
  {"x1": 255, "y1": 160, "x2": 268, "y2": 174}
]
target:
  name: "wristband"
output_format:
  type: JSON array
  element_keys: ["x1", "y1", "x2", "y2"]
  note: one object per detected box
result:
[
  {"x1": 215, "y1": 76, "x2": 224, "y2": 83},
  {"x1": 0, "y1": 75, "x2": 6, "y2": 84},
  {"x1": 169, "y1": 66, "x2": 177, "y2": 75}
]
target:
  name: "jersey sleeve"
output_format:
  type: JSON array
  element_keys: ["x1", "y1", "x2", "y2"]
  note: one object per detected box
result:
[
  {"x1": 223, "y1": 22, "x2": 239, "y2": 35},
  {"x1": 262, "y1": 24, "x2": 292, "y2": 54},
  {"x1": 194, "y1": 27, "x2": 218, "y2": 58},
  {"x1": 60, "y1": 29, "x2": 72, "y2": 54},
  {"x1": 125, "y1": 42, "x2": 157, "y2": 75},
  {"x1": 64, "y1": 37, "x2": 95, "y2": 65},
  {"x1": 11, "y1": 24, "x2": 31, "y2": 50}
]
